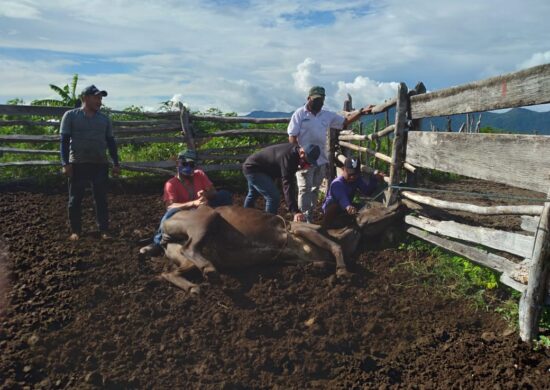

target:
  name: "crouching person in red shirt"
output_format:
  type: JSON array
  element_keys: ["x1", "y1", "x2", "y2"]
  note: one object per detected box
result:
[{"x1": 139, "y1": 150, "x2": 233, "y2": 257}]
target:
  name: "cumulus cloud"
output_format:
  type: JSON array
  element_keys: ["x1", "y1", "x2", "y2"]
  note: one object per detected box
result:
[
  {"x1": 518, "y1": 51, "x2": 550, "y2": 70},
  {"x1": 335, "y1": 76, "x2": 398, "y2": 107},
  {"x1": 292, "y1": 58, "x2": 322, "y2": 94}
]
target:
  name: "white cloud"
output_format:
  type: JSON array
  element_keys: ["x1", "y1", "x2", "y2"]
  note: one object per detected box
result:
[
  {"x1": 518, "y1": 51, "x2": 550, "y2": 69},
  {"x1": 0, "y1": 0, "x2": 41, "y2": 19},
  {"x1": 336, "y1": 77, "x2": 398, "y2": 108},
  {"x1": 1, "y1": 0, "x2": 550, "y2": 112},
  {"x1": 292, "y1": 58, "x2": 322, "y2": 95}
]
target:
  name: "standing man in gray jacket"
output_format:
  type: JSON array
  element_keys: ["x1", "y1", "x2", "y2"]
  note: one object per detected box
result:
[
  {"x1": 287, "y1": 86, "x2": 374, "y2": 222},
  {"x1": 60, "y1": 85, "x2": 120, "y2": 241}
]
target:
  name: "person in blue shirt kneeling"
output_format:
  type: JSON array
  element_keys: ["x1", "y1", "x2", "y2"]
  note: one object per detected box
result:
[{"x1": 322, "y1": 157, "x2": 385, "y2": 229}]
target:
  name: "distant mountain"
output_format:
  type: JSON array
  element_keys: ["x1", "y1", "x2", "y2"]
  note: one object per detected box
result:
[
  {"x1": 245, "y1": 110, "x2": 292, "y2": 119},
  {"x1": 362, "y1": 107, "x2": 550, "y2": 135},
  {"x1": 246, "y1": 108, "x2": 550, "y2": 135}
]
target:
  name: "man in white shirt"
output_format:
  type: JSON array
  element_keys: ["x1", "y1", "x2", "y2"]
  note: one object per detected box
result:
[{"x1": 287, "y1": 86, "x2": 374, "y2": 223}]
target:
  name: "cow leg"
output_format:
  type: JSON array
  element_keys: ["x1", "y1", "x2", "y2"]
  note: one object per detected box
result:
[
  {"x1": 161, "y1": 271, "x2": 200, "y2": 295},
  {"x1": 180, "y1": 247, "x2": 219, "y2": 281},
  {"x1": 292, "y1": 227, "x2": 352, "y2": 278}
]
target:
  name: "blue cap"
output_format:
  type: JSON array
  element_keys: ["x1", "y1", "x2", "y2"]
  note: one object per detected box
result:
[
  {"x1": 81, "y1": 85, "x2": 107, "y2": 97},
  {"x1": 302, "y1": 144, "x2": 320, "y2": 166}
]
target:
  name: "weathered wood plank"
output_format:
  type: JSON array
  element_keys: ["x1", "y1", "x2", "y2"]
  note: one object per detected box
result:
[
  {"x1": 406, "y1": 132, "x2": 550, "y2": 193},
  {"x1": 401, "y1": 191, "x2": 544, "y2": 215},
  {"x1": 195, "y1": 129, "x2": 287, "y2": 138},
  {"x1": 190, "y1": 114, "x2": 289, "y2": 124},
  {"x1": 122, "y1": 161, "x2": 242, "y2": 172},
  {"x1": 406, "y1": 226, "x2": 517, "y2": 274},
  {"x1": 0, "y1": 134, "x2": 58, "y2": 143},
  {"x1": 521, "y1": 215, "x2": 540, "y2": 233},
  {"x1": 0, "y1": 147, "x2": 58, "y2": 155},
  {"x1": 114, "y1": 126, "x2": 181, "y2": 135},
  {"x1": 0, "y1": 120, "x2": 60, "y2": 127},
  {"x1": 0, "y1": 105, "x2": 71, "y2": 117},
  {"x1": 0, "y1": 160, "x2": 58, "y2": 167},
  {"x1": 410, "y1": 63, "x2": 550, "y2": 118},
  {"x1": 338, "y1": 124, "x2": 394, "y2": 142},
  {"x1": 405, "y1": 215, "x2": 534, "y2": 258}
]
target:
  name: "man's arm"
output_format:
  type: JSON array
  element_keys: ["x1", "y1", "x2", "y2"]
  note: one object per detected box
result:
[
  {"x1": 288, "y1": 135, "x2": 298, "y2": 144},
  {"x1": 59, "y1": 111, "x2": 72, "y2": 176},
  {"x1": 342, "y1": 105, "x2": 375, "y2": 128}
]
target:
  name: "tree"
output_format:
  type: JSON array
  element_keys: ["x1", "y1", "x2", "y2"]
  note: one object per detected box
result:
[{"x1": 32, "y1": 74, "x2": 81, "y2": 107}]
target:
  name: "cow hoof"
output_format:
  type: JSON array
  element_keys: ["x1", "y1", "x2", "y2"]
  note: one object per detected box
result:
[
  {"x1": 204, "y1": 269, "x2": 220, "y2": 284},
  {"x1": 336, "y1": 268, "x2": 353, "y2": 280},
  {"x1": 189, "y1": 286, "x2": 200, "y2": 295}
]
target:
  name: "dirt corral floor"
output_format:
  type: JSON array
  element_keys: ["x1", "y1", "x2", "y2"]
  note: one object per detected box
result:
[{"x1": 1, "y1": 177, "x2": 550, "y2": 389}]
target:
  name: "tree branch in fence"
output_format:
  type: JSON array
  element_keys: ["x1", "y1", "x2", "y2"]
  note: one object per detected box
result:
[{"x1": 401, "y1": 191, "x2": 544, "y2": 215}]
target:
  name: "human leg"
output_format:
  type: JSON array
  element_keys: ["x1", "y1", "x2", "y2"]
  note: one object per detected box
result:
[
  {"x1": 141, "y1": 207, "x2": 182, "y2": 257},
  {"x1": 90, "y1": 164, "x2": 110, "y2": 232},
  {"x1": 243, "y1": 175, "x2": 259, "y2": 209},
  {"x1": 67, "y1": 164, "x2": 88, "y2": 236},
  {"x1": 244, "y1": 173, "x2": 280, "y2": 214},
  {"x1": 296, "y1": 168, "x2": 314, "y2": 221}
]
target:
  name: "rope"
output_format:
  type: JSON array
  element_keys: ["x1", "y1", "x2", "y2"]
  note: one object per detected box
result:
[
  {"x1": 388, "y1": 184, "x2": 550, "y2": 204},
  {"x1": 270, "y1": 214, "x2": 289, "y2": 262}
]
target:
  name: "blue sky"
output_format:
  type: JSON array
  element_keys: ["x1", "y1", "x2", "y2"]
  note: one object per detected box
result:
[{"x1": 1, "y1": 0, "x2": 549, "y2": 113}]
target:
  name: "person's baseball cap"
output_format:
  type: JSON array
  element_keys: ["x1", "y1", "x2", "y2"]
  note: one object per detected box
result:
[
  {"x1": 177, "y1": 149, "x2": 198, "y2": 162},
  {"x1": 344, "y1": 157, "x2": 361, "y2": 175},
  {"x1": 81, "y1": 85, "x2": 108, "y2": 97},
  {"x1": 302, "y1": 144, "x2": 320, "y2": 166},
  {"x1": 308, "y1": 86, "x2": 325, "y2": 99}
]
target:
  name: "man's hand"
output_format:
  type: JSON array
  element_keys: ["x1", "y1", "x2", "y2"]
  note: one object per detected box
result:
[
  {"x1": 345, "y1": 205, "x2": 357, "y2": 215},
  {"x1": 360, "y1": 104, "x2": 375, "y2": 115},
  {"x1": 112, "y1": 165, "x2": 121, "y2": 177},
  {"x1": 373, "y1": 169, "x2": 386, "y2": 181},
  {"x1": 293, "y1": 212, "x2": 306, "y2": 222},
  {"x1": 62, "y1": 164, "x2": 73, "y2": 177}
]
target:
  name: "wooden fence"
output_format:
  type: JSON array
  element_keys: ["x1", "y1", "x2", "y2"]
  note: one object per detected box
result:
[
  {"x1": 0, "y1": 102, "x2": 289, "y2": 175},
  {"x1": 334, "y1": 62, "x2": 550, "y2": 342}
]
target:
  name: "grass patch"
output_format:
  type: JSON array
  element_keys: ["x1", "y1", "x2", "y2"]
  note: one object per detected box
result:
[{"x1": 397, "y1": 239, "x2": 550, "y2": 345}]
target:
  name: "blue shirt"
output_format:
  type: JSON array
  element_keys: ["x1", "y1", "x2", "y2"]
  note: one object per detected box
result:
[{"x1": 322, "y1": 174, "x2": 378, "y2": 212}]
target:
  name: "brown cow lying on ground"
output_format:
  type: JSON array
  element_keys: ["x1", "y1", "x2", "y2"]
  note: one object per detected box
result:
[{"x1": 156, "y1": 203, "x2": 402, "y2": 293}]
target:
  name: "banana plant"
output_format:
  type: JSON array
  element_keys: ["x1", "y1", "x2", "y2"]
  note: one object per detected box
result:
[{"x1": 32, "y1": 74, "x2": 80, "y2": 107}]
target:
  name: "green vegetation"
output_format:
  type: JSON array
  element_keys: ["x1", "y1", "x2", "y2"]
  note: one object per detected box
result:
[
  {"x1": 32, "y1": 74, "x2": 81, "y2": 108},
  {"x1": 398, "y1": 239, "x2": 550, "y2": 344}
]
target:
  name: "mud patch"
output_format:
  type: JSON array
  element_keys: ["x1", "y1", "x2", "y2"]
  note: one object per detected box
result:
[
  {"x1": 0, "y1": 240, "x2": 10, "y2": 318},
  {"x1": 0, "y1": 179, "x2": 549, "y2": 388}
]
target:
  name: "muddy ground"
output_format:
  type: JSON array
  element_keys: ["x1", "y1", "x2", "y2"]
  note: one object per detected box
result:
[{"x1": 1, "y1": 176, "x2": 549, "y2": 389}]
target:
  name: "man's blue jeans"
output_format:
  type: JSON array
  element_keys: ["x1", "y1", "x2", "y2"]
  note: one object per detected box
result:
[
  {"x1": 243, "y1": 173, "x2": 280, "y2": 214},
  {"x1": 153, "y1": 189, "x2": 233, "y2": 245}
]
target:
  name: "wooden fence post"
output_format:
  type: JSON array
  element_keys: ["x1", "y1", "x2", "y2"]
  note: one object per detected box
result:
[
  {"x1": 405, "y1": 82, "x2": 426, "y2": 187},
  {"x1": 328, "y1": 128, "x2": 338, "y2": 183},
  {"x1": 179, "y1": 102, "x2": 196, "y2": 151},
  {"x1": 384, "y1": 82, "x2": 408, "y2": 206},
  {"x1": 519, "y1": 188, "x2": 550, "y2": 342}
]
